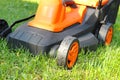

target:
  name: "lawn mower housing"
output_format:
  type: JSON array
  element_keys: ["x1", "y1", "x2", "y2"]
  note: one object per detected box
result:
[{"x1": 6, "y1": 0, "x2": 119, "y2": 69}]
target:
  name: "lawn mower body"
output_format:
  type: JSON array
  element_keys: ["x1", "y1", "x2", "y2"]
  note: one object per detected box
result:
[{"x1": 6, "y1": 0, "x2": 119, "y2": 68}]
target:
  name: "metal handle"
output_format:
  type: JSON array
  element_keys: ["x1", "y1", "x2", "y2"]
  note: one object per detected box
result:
[{"x1": 98, "y1": 0, "x2": 103, "y2": 9}]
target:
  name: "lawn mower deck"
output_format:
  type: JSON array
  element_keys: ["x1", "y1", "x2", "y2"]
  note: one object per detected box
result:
[
  {"x1": 7, "y1": 8, "x2": 98, "y2": 54},
  {"x1": 1, "y1": 0, "x2": 119, "y2": 69}
]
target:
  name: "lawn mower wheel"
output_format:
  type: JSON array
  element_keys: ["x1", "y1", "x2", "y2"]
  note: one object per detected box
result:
[{"x1": 57, "y1": 36, "x2": 80, "y2": 69}]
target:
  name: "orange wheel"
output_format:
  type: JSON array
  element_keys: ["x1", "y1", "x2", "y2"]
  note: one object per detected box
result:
[
  {"x1": 57, "y1": 36, "x2": 80, "y2": 69},
  {"x1": 67, "y1": 42, "x2": 79, "y2": 68},
  {"x1": 99, "y1": 23, "x2": 113, "y2": 45},
  {"x1": 105, "y1": 27, "x2": 113, "y2": 45}
]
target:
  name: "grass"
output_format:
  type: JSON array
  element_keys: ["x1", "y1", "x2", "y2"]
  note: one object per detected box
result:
[{"x1": 0, "y1": 0, "x2": 120, "y2": 80}]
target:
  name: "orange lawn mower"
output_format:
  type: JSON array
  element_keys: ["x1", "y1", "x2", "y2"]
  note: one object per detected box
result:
[{"x1": 0, "y1": 0, "x2": 119, "y2": 69}]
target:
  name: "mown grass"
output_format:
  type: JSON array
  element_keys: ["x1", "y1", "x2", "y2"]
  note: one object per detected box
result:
[{"x1": 0, "y1": 0, "x2": 120, "y2": 80}]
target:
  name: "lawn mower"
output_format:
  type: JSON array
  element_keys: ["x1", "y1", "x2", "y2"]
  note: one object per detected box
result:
[{"x1": 0, "y1": 0, "x2": 119, "y2": 69}]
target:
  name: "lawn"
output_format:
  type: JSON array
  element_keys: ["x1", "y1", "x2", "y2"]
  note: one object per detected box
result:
[{"x1": 0, "y1": 0, "x2": 120, "y2": 80}]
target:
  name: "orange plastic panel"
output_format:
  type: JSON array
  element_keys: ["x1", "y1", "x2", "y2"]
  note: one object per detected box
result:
[
  {"x1": 29, "y1": 0, "x2": 65, "y2": 24},
  {"x1": 28, "y1": 0, "x2": 87, "y2": 32},
  {"x1": 74, "y1": 0, "x2": 109, "y2": 7}
]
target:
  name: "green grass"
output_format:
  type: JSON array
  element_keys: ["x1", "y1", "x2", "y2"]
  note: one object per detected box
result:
[{"x1": 0, "y1": 0, "x2": 120, "y2": 80}]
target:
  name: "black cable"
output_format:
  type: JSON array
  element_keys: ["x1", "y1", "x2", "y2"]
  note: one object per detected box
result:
[
  {"x1": 10, "y1": 14, "x2": 35, "y2": 28},
  {"x1": 0, "y1": 14, "x2": 35, "y2": 37}
]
